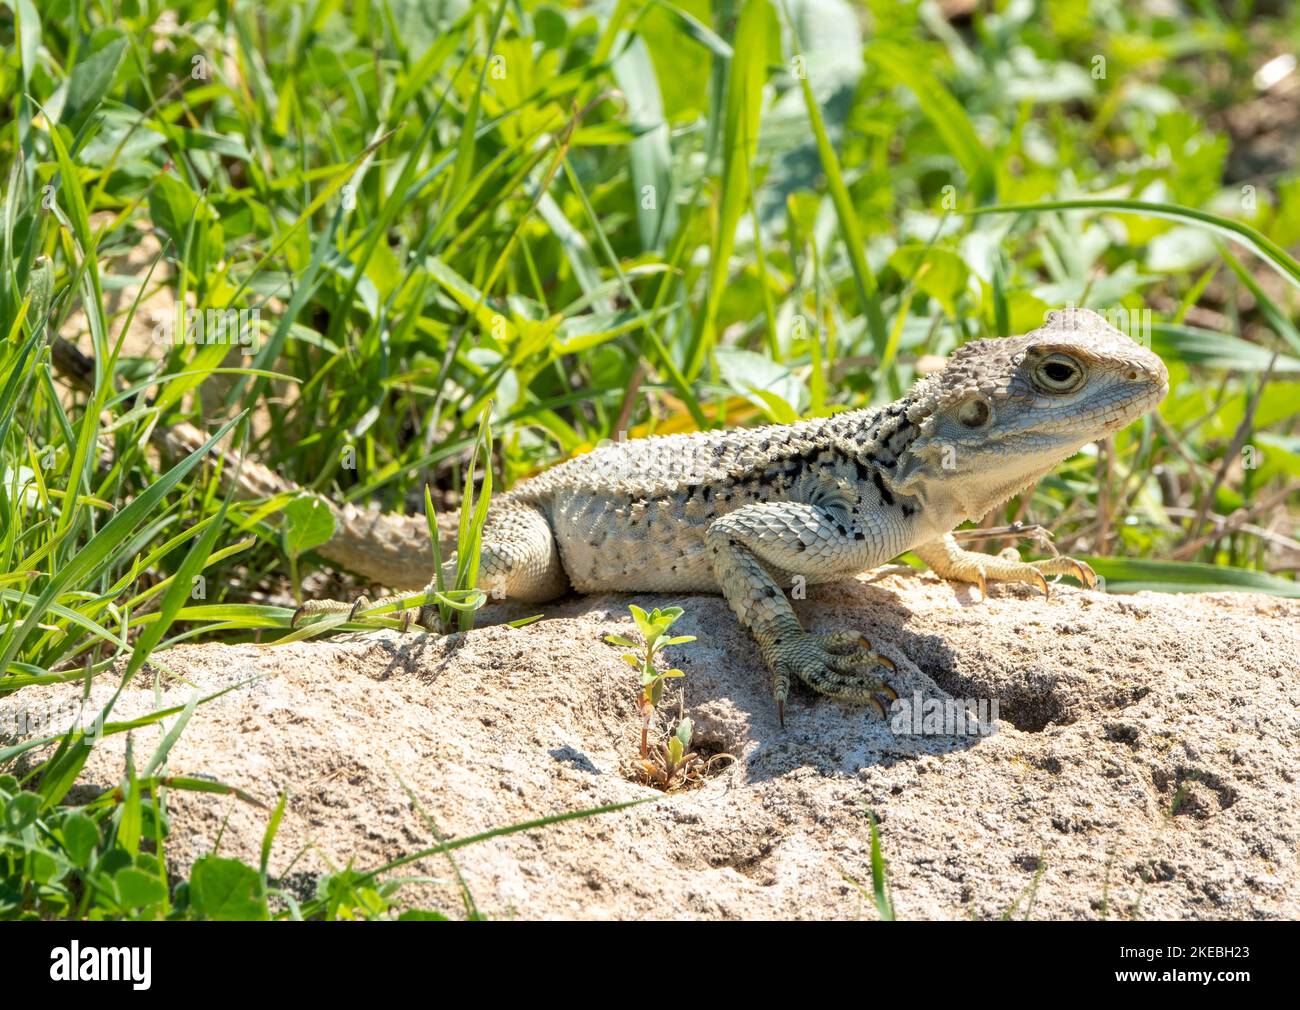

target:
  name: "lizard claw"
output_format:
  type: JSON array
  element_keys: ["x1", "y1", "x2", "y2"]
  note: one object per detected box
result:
[
  {"x1": 773, "y1": 664, "x2": 792, "y2": 729},
  {"x1": 1068, "y1": 557, "x2": 1098, "y2": 590},
  {"x1": 869, "y1": 647, "x2": 896, "y2": 673},
  {"x1": 1029, "y1": 555, "x2": 1097, "y2": 593}
]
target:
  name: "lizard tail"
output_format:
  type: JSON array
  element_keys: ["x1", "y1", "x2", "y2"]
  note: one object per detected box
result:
[
  {"x1": 55, "y1": 335, "x2": 436, "y2": 589},
  {"x1": 159, "y1": 418, "x2": 433, "y2": 589},
  {"x1": 317, "y1": 501, "x2": 436, "y2": 590}
]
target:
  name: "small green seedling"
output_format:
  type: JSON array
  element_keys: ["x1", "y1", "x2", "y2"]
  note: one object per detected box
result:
[
  {"x1": 654, "y1": 716, "x2": 697, "y2": 784},
  {"x1": 605, "y1": 604, "x2": 695, "y2": 758},
  {"x1": 639, "y1": 707, "x2": 730, "y2": 792},
  {"x1": 605, "y1": 605, "x2": 730, "y2": 791}
]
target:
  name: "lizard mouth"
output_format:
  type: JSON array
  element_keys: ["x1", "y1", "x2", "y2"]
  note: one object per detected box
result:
[
  {"x1": 1106, "y1": 375, "x2": 1168, "y2": 433},
  {"x1": 1138, "y1": 376, "x2": 1169, "y2": 416}
]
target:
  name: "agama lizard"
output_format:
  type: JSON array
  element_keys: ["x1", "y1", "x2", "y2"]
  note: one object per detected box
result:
[{"x1": 291, "y1": 307, "x2": 1167, "y2": 723}]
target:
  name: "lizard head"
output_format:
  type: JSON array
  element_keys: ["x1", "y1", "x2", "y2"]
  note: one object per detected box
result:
[{"x1": 894, "y1": 307, "x2": 1168, "y2": 520}]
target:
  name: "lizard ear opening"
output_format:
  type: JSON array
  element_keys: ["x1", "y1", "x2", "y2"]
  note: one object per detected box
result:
[{"x1": 957, "y1": 397, "x2": 992, "y2": 429}]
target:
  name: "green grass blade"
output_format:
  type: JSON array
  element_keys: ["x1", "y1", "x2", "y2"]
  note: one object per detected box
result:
[
  {"x1": 685, "y1": 0, "x2": 773, "y2": 378},
  {"x1": 1086, "y1": 557, "x2": 1300, "y2": 597},
  {"x1": 786, "y1": 3, "x2": 888, "y2": 363},
  {"x1": 967, "y1": 198, "x2": 1300, "y2": 292}
]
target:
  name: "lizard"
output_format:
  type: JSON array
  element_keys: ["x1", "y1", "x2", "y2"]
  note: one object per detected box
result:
[{"x1": 288, "y1": 307, "x2": 1168, "y2": 725}]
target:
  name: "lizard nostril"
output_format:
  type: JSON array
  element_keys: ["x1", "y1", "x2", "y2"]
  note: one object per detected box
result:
[{"x1": 1127, "y1": 370, "x2": 1139, "y2": 381}]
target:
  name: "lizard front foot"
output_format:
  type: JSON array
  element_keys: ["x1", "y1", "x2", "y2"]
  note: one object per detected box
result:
[
  {"x1": 952, "y1": 548, "x2": 1097, "y2": 600},
  {"x1": 765, "y1": 630, "x2": 898, "y2": 726},
  {"x1": 915, "y1": 533, "x2": 1096, "y2": 601}
]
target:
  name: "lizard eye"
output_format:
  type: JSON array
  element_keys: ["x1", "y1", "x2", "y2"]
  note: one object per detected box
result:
[
  {"x1": 1034, "y1": 353, "x2": 1085, "y2": 393},
  {"x1": 957, "y1": 398, "x2": 992, "y2": 428}
]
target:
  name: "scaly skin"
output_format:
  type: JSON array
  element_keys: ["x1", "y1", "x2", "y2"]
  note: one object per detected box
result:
[{"x1": 296, "y1": 308, "x2": 1168, "y2": 722}]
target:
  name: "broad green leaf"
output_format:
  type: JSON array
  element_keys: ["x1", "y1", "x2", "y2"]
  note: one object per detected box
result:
[
  {"x1": 115, "y1": 866, "x2": 167, "y2": 909},
  {"x1": 190, "y1": 856, "x2": 271, "y2": 921},
  {"x1": 604, "y1": 634, "x2": 638, "y2": 648},
  {"x1": 62, "y1": 812, "x2": 100, "y2": 867},
  {"x1": 63, "y1": 35, "x2": 128, "y2": 131},
  {"x1": 889, "y1": 245, "x2": 971, "y2": 315},
  {"x1": 281, "y1": 495, "x2": 336, "y2": 560}
]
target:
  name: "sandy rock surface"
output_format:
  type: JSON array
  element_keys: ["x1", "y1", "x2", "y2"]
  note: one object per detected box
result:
[{"x1": 24, "y1": 572, "x2": 1300, "y2": 920}]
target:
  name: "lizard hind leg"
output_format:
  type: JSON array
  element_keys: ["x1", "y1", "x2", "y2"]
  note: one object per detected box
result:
[
  {"x1": 462, "y1": 501, "x2": 569, "y2": 604},
  {"x1": 294, "y1": 502, "x2": 567, "y2": 630},
  {"x1": 412, "y1": 501, "x2": 569, "y2": 627}
]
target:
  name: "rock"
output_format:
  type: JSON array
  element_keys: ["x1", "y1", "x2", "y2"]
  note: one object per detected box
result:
[{"x1": 20, "y1": 572, "x2": 1300, "y2": 919}]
